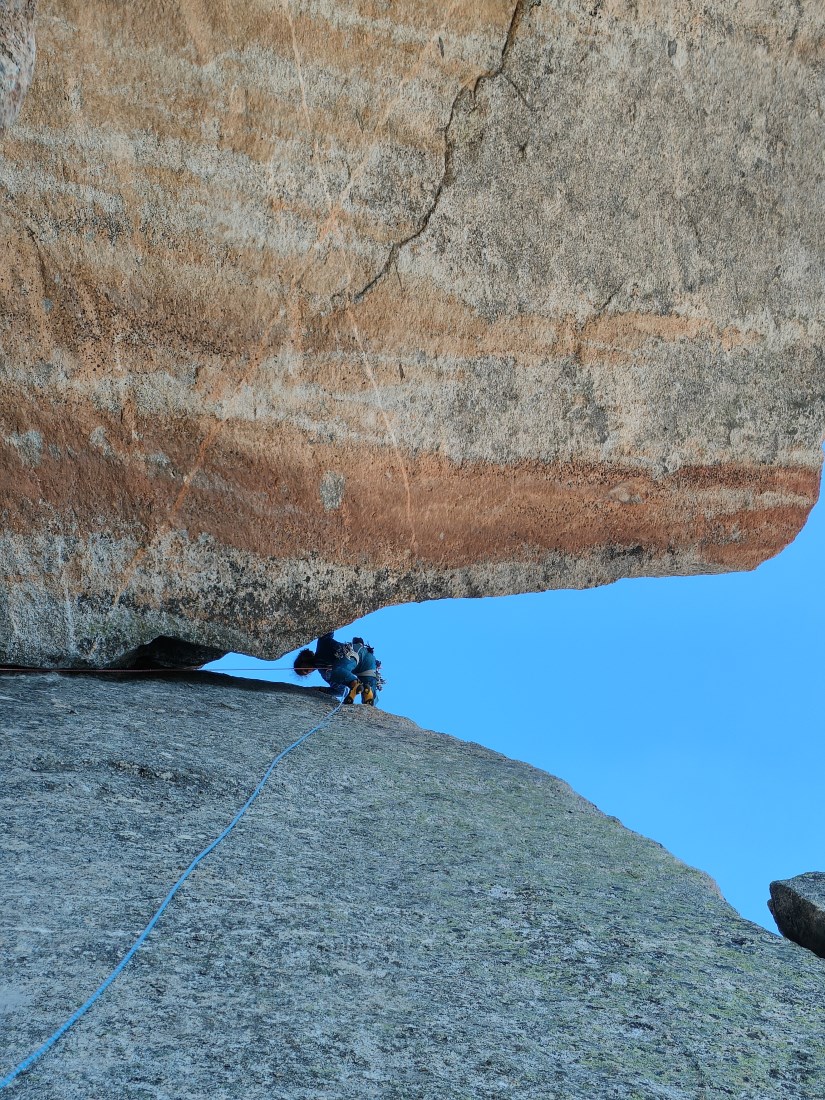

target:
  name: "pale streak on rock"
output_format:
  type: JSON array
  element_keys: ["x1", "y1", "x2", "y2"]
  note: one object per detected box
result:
[
  {"x1": 0, "y1": 0, "x2": 35, "y2": 131},
  {"x1": 0, "y1": 0, "x2": 823, "y2": 667},
  {"x1": 80, "y1": 0, "x2": 488, "y2": 659},
  {"x1": 280, "y1": 0, "x2": 422, "y2": 555}
]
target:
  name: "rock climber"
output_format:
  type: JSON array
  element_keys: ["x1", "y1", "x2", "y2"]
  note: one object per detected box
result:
[
  {"x1": 351, "y1": 637, "x2": 380, "y2": 706},
  {"x1": 294, "y1": 632, "x2": 382, "y2": 705}
]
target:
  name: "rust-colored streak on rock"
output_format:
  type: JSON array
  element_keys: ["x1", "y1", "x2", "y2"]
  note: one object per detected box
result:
[
  {"x1": 167, "y1": 445, "x2": 822, "y2": 572},
  {"x1": 1, "y1": 384, "x2": 817, "y2": 577},
  {"x1": 1, "y1": 0, "x2": 823, "y2": 666}
]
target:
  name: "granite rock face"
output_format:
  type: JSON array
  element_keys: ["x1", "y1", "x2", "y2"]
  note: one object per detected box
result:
[
  {"x1": 769, "y1": 873, "x2": 825, "y2": 959},
  {"x1": 1, "y1": 0, "x2": 824, "y2": 666},
  {"x1": 1, "y1": 672, "x2": 824, "y2": 1098},
  {"x1": 0, "y1": 0, "x2": 35, "y2": 131}
]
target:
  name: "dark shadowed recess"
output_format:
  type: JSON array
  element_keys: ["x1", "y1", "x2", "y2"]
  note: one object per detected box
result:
[
  {"x1": 111, "y1": 636, "x2": 226, "y2": 670},
  {"x1": 0, "y1": 636, "x2": 226, "y2": 672}
]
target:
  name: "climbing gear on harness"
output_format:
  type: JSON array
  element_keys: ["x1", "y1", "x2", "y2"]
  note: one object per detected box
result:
[
  {"x1": 0, "y1": 696, "x2": 346, "y2": 1091},
  {"x1": 344, "y1": 680, "x2": 361, "y2": 704}
]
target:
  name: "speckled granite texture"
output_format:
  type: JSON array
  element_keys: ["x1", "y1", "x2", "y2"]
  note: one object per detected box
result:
[{"x1": 1, "y1": 673, "x2": 824, "y2": 1098}]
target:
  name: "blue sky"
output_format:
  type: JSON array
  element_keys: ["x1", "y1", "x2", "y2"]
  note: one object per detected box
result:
[{"x1": 209, "y1": 463, "x2": 824, "y2": 933}]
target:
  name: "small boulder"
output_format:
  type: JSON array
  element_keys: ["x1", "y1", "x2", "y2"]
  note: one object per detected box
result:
[{"x1": 768, "y1": 873, "x2": 825, "y2": 959}]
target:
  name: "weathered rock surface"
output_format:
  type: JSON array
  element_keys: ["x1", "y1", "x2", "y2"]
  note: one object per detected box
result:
[
  {"x1": 769, "y1": 873, "x2": 825, "y2": 959},
  {"x1": 1, "y1": 673, "x2": 824, "y2": 1097},
  {"x1": 0, "y1": 0, "x2": 35, "y2": 130},
  {"x1": 1, "y1": 1, "x2": 824, "y2": 666}
]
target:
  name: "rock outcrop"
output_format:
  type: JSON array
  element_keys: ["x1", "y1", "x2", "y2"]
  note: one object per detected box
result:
[
  {"x1": 2, "y1": 672, "x2": 824, "y2": 1097},
  {"x1": 0, "y1": 0, "x2": 35, "y2": 130},
  {"x1": 1, "y1": 1, "x2": 824, "y2": 666},
  {"x1": 769, "y1": 873, "x2": 825, "y2": 959}
]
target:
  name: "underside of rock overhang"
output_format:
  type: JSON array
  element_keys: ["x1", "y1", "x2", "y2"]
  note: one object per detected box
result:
[{"x1": 1, "y1": 0, "x2": 823, "y2": 667}]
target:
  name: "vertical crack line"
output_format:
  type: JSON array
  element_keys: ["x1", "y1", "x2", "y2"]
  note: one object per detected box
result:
[
  {"x1": 290, "y1": 0, "x2": 468, "y2": 292},
  {"x1": 283, "y1": 0, "x2": 419, "y2": 556},
  {"x1": 353, "y1": 0, "x2": 529, "y2": 305},
  {"x1": 84, "y1": 0, "x2": 499, "y2": 660},
  {"x1": 353, "y1": 85, "x2": 462, "y2": 304},
  {"x1": 344, "y1": 306, "x2": 419, "y2": 556}
]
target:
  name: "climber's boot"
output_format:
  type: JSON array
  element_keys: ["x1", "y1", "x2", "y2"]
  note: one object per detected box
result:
[
  {"x1": 344, "y1": 680, "x2": 361, "y2": 705},
  {"x1": 360, "y1": 683, "x2": 376, "y2": 706}
]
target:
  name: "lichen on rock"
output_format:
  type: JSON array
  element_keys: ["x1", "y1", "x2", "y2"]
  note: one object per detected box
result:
[{"x1": 1, "y1": 672, "x2": 825, "y2": 1097}]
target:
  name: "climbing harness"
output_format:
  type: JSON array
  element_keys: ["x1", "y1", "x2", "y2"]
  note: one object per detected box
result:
[{"x1": 0, "y1": 695, "x2": 346, "y2": 1090}]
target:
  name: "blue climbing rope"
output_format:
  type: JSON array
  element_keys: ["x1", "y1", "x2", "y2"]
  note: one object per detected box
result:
[{"x1": 0, "y1": 695, "x2": 346, "y2": 1090}]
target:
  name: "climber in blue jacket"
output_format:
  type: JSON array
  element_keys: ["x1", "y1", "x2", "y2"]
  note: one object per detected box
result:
[
  {"x1": 293, "y1": 632, "x2": 361, "y2": 702},
  {"x1": 294, "y1": 632, "x2": 382, "y2": 705},
  {"x1": 351, "y1": 637, "x2": 379, "y2": 706}
]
